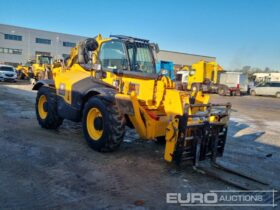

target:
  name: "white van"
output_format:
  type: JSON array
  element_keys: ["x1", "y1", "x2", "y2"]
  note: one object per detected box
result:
[{"x1": 250, "y1": 82, "x2": 280, "y2": 98}]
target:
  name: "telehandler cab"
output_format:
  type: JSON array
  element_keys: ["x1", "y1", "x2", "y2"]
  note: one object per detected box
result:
[{"x1": 33, "y1": 35, "x2": 231, "y2": 165}]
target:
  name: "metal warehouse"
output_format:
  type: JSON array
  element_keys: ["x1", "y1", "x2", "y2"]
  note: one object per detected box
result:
[{"x1": 0, "y1": 24, "x2": 215, "y2": 67}]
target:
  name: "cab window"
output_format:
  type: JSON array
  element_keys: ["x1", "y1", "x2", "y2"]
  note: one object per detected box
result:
[
  {"x1": 176, "y1": 74, "x2": 182, "y2": 82},
  {"x1": 99, "y1": 41, "x2": 128, "y2": 70},
  {"x1": 264, "y1": 83, "x2": 271, "y2": 87},
  {"x1": 127, "y1": 43, "x2": 155, "y2": 74},
  {"x1": 40, "y1": 56, "x2": 52, "y2": 64},
  {"x1": 271, "y1": 82, "x2": 280, "y2": 87},
  {"x1": 257, "y1": 83, "x2": 269, "y2": 87}
]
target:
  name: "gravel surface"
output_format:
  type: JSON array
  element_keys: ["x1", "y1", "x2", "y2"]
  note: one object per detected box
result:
[{"x1": 0, "y1": 81, "x2": 279, "y2": 209}]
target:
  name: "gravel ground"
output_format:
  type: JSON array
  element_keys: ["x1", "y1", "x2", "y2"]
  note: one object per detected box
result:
[{"x1": 0, "y1": 80, "x2": 279, "y2": 210}]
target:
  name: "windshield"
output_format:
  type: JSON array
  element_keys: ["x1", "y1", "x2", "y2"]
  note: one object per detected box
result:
[
  {"x1": 127, "y1": 42, "x2": 155, "y2": 74},
  {"x1": 0, "y1": 66, "x2": 14, "y2": 72},
  {"x1": 39, "y1": 56, "x2": 52, "y2": 64},
  {"x1": 256, "y1": 82, "x2": 266, "y2": 87},
  {"x1": 24, "y1": 62, "x2": 32, "y2": 67},
  {"x1": 176, "y1": 74, "x2": 182, "y2": 82},
  {"x1": 99, "y1": 41, "x2": 128, "y2": 70}
]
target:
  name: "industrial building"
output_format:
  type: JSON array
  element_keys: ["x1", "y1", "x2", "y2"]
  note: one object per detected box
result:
[
  {"x1": 0, "y1": 23, "x2": 216, "y2": 67},
  {"x1": 157, "y1": 50, "x2": 215, "y2": 70},
  {"x1": 0, "y1": 24, "x2": 87, "y2": 66}
]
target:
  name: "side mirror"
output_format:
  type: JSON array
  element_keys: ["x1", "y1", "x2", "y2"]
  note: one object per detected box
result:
[{"x1": 85, "y1": 38, "x2": 99, "y2": 51}]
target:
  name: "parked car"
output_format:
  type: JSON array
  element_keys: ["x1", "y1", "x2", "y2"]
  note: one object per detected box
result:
[
  {"x1": 250, "y1": 82, "x2": 280, "y2": 98},
  {"x1": 0, "y1": 64, "x2": 17, "y2": 82}
]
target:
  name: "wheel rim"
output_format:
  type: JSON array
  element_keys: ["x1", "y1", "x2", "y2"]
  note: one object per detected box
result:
[
  {"x1": 38, "y1": 95, "x2": 48, "y2": 119},
  {"x1": 87, "y1": 108, "x2": 103, "y2": 141}
]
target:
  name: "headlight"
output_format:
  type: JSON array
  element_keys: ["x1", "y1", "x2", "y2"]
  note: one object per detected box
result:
[{"x1": 0, "y1": 72, "x2": 4, "y2": 76}]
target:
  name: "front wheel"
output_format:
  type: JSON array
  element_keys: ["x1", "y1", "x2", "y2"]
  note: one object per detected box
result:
[
  {"x1": 82, "y1": 97, "x2": 125, "y2": 152},
  {"x1": 250, "y1": 90, "x2": 256, "y2": 96},
  {"x1": 218, "y1": 87, "x2": 226, "y2": 96},
  {"x1": 35, "y1": 86, "x2": 63, "y2": 129}
]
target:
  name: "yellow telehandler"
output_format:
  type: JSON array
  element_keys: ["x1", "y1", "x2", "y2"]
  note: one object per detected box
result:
[{"x1": 33, "y1": 35, "x2": 231, "y2": 165}]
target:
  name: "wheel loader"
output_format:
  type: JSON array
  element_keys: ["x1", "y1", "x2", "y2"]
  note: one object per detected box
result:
[
  {"x1": 33, "y1": 35, "x2": 231, "y2": 165},
  {"x1": 16, "y1": 61, "x2": 32, "y2": 79},
  {"x1": 17, "y1": 55, "x2": 53, "y2": 82}
]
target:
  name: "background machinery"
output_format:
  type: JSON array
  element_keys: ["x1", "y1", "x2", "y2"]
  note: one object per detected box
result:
[
  {"x1": 16, "y1": 60, "x2": 33, "y2": 79},
  {"x1": 176, "y1": 60, "x2": 223, "y2": 93},
  {"x1": 176, "y1": 60, "x2": 248, "y2": 96},
  {"x1": 16, "y1": 54, "x2": 53, "y2": 82},
  {"x1": 33, "y1": 35, "x2": 231, "y2": 165},
  {"x1": 156, "y1": 60, "x2": 175, "y2": 80}
]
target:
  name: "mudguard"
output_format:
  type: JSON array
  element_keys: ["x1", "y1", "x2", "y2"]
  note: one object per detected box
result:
[
  {"x1": 32, "y1": 79, "x2": 55, "y2": 90},
  {"x1": 71, "y1": 77, "x2": 117, "y2": 110}
]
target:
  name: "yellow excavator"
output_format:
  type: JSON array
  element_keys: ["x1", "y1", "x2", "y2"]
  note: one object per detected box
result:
[{"x1": 33, "y1": 35, "x2": 231, "y2": 165}]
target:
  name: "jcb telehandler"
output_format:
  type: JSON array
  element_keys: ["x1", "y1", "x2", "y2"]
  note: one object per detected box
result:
[{"x1": 33, "y1": 35, "x2": 231, "y2": 165}]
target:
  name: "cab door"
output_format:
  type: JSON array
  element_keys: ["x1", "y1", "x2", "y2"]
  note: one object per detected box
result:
[
  {"x1": 256, "y1": 83, "x2": 270, "y2": 95},
  {"x1": 98, "y1": 40, "x2": 156, "y2": 105}
]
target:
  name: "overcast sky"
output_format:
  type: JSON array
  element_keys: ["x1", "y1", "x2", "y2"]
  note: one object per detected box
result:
[{"x1": 0, "y1": 0, "x2": 279, "y2": 70}]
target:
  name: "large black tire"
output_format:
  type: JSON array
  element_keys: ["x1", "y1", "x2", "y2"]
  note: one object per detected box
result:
[
  {"x1": 82, "y1": 97, "x2": 125, "y2": 152},
  {"x1": 35, "y1": 86, "x2": 63, "y2": 129},
  {"x1": 155, "y1": 136, "x2": 166, "y2": 145}
]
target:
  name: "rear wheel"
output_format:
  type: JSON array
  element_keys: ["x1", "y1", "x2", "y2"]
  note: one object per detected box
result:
[
  {"x1": 35, "y1": 86, "x2": 63, "y2": 129},
  {"x1": 218, "y1": 87, "x2": 226, "y2": 96},
  {"x1": 82, "y1": 97, "x2": 125, "y2": 152}
]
